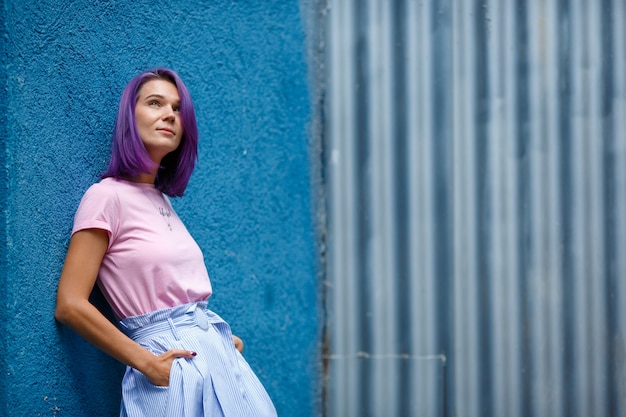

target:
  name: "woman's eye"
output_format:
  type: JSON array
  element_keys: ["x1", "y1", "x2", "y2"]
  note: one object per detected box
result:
[
  {"x1": 173, "y1": 107, "x2": 180, "y2": 113},
  {"x1": 149, "y1": 101, "x2": 160, "y2": 107}
]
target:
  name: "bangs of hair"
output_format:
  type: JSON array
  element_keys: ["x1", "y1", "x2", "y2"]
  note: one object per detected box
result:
[{"x1": 102, "y1": 68, "x2": 198, "y2": 197}]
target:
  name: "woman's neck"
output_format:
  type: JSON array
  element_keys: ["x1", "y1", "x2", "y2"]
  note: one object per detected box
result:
[{"x1": 127, "y1": 172, "x2": 157, "y2": 185}]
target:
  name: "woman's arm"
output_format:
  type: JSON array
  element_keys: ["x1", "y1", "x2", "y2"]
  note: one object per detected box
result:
[{"x1": 55, "y1": 229, "x2": 195, "y2": 386}]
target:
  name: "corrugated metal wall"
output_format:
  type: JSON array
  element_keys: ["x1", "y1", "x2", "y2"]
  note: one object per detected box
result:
[{"x1": 321, "y1": 0, "x2": 626, "y2": 416}]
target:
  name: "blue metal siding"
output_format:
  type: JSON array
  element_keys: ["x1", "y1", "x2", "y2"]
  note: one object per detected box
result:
[{"x1": 322, "y1": 0, "x2": 626, "y2": 416}]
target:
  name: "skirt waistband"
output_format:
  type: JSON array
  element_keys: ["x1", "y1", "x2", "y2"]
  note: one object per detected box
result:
[{"x1": 119, "y1": 302, "x2": 224, "y2": 342}]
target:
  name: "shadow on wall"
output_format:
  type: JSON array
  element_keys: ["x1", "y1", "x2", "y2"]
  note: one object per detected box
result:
[{"x1": 56, "y1": 287, "x2": 124, "y2": 413}]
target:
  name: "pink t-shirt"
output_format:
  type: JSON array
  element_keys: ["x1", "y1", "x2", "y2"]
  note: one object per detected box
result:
[{"x1": 72, "y1": 177, "x2": 213, "y2": 319}]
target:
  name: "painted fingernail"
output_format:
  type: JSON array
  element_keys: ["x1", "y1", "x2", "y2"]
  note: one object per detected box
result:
[{"x1": 191, "y1": 352, "x2": 197, "y2": 356}]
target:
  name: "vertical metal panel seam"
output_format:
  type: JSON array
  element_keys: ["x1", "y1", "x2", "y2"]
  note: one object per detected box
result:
[
  {"x1": 452, "y1": 0, "x2": 480, "y2": 416},
  {"x1": 611, "y1": 3, "x2": 626, "y2": 417}
]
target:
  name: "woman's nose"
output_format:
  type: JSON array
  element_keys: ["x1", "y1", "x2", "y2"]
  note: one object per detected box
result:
[{"x1": 162, "y1": 105, "x2": 176, "y2": 120}]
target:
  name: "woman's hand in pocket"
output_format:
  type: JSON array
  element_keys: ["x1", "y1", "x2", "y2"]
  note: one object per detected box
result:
[{"x1": 143, "y1": 349, "x2": 197, "y2": 386}]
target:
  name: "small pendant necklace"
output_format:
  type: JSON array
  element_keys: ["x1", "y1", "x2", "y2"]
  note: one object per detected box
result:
[{"x1": 143, "y1": 189, "x2": 173, "y2": 231}]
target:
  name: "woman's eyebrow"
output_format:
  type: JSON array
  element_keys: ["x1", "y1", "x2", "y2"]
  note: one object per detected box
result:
[
  {"x1": 143, "y1": 94, "x2": 180, "y2": 106},
  {"x1": 144, "y1": 94, "x2": 180, "y2": 104},
  {"x1": 144, "y1": 94, "x2": 165, "y2": 100}
]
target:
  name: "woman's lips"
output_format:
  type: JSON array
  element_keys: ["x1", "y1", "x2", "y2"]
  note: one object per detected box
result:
[{"x1": 157, "y1": 128, "x2": 175, "y2": 136}]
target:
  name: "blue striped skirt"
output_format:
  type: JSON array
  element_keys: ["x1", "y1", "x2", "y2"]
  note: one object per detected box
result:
[{"x1": 118, "y1": 302, "x2": 278, "y2": 417}]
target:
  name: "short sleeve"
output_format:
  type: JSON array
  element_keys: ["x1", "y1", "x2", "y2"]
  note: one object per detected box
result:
[{"x1": 72, "y1": 182, "x2": 121, "y2": 246}]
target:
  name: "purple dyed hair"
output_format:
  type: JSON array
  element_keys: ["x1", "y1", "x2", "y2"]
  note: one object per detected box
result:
[{"x1": 102, "y1": 68, "x2": 198, "y2": 197}]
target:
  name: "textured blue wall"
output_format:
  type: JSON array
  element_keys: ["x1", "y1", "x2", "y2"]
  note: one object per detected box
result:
[{"x1": 2, "y1": 1, "x2": 321, "y2": 416}]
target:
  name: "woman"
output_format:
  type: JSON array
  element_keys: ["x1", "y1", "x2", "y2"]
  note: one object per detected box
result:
[{"x1": 55, "y1": 68, "x2": 278, "y2": 417}]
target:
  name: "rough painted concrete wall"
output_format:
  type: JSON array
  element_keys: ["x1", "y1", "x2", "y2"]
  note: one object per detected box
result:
[
  {"x1": 1, "y1": 1, "x2": 321, "y2": 416},
  {"x1": 1, "y1": 2, "x2": 8, "y2": 413}
]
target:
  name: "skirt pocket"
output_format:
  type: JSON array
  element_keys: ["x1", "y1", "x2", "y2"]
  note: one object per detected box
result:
[{"x1": 120, "y1": 364, "x2": 170, "y2": 417}]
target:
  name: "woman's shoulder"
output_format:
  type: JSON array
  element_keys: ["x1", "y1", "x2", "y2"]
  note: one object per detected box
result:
[
  {"x1": 84, "y1": 177, "x2": 119, "y2": 196},
  {"x1": 79, "y1": 178, "x2": 129, "y2": 208},
  {"x1": 88, "y1": 177, "x2": 149, "y2": 193},
  {"x1": 73, "y1": 178, "x2": 125, "y2": 235},
  {"x1": 84, "y1": 177, "x2": 158, "y2": 205}
]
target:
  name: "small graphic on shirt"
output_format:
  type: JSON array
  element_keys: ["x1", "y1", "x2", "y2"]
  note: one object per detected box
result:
[
  {"x1": 159, "y1": 207, "x2": 172, "y2": 219},
  {"x1": 159, "y1": 207, "x2": 173, "y2": 231}
]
